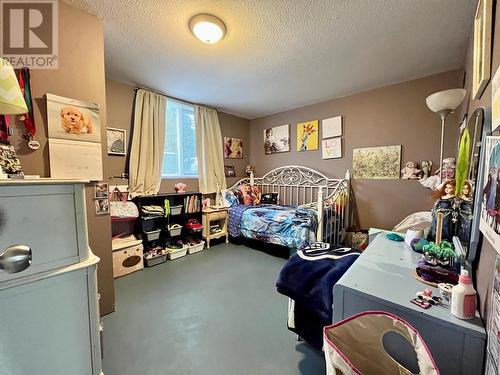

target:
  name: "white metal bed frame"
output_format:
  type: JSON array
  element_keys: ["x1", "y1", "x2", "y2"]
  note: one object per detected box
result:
[{"x1": 228, "y1": 165, "x2": 350, "y2": 245}]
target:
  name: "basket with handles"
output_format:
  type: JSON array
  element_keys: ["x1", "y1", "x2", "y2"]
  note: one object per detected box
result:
[{"x1": 323, "y1": 311, "x2": 439, "y2": 375}]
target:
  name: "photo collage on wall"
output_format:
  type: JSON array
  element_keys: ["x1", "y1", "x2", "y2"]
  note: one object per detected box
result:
[
  {"x1": 94, "y1": 182, "x2": 109, "y2": 215},
  {"x1": 262, "y1": 116, "x2": 343, "y2": 159}
]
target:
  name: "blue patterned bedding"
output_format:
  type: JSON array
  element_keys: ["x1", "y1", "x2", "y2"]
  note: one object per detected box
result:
[{"x1": 228, "y1": 204, "x2": 317, "y2": 249}]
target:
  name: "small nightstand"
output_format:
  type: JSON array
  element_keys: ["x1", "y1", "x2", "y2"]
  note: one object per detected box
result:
[{"x1": 202, "y1": 207, "x2": 229, "y2": 248}]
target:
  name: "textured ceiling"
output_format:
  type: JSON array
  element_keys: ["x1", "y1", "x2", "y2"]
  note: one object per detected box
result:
[{"x1": 64, "y1": 0, "x2": 476, "y2": 119}]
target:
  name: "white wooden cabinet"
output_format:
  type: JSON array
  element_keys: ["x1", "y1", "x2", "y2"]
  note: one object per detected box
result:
[{"x1": 0, "y1": 180, "x2": 103, "y2": 375}]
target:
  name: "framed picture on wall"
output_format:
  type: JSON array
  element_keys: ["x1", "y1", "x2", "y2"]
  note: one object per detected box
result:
[
  {"x1": 95, "y1": 199, "x2": 110, "y2": 215},
  {"x1": 94, "y1": 183, "x2": 109, "y2": 199},
  {"x1": 322, "y1": 116, "x2": 342, "y2": 138},
  {"x1": 480, "y1": 136, "x2": 500, "y2": 255},
  {"x1": 352, "y1": 145, "x2": 401, "y2": 179},
  {"x1": 322, "y1": 138, "x2": 342, "y2": 159},
  {"x1": 224, "y1": 165, "x2": 236, "y2": 177},
  {"x1": 264, "y1": 124, "x2": 289, "y2": 154},
  {"x1": 472, "y1": 0, "x2": 493, "y2": 100},
  {"x1": 224, "y1": 137, "x2": 243, "y2": 159},
  {"x1": 107, "y1": 127, "x2": 127, "y2": 156},
  {"x1": 297, "y1": 120, "x2": 319, "y2": 151}
]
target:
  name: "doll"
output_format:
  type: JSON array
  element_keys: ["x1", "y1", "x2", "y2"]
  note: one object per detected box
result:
[
  {"x1": 436, "y1": 158, "x2": 456, "y2": 180},
  {"x1": 420, "y1": 160, "x2": 433, "y2": 179},
  {"x1": 401, "y1": 161, "x2": 422, "y2": 179}
]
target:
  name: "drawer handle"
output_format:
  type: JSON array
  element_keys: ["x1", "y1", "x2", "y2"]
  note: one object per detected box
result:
[{"x1": 0, "y1": 245, "x2": 32, "y2": 274}]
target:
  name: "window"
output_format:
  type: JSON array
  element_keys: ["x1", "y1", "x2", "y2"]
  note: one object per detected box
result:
[{"x1": 162, "y1": 101, "x2": 198, "y2": 178}]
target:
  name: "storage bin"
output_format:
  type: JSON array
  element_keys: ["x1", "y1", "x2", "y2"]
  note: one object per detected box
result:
[
  {"x1": 141, "y1": 218, "x2": 158, "y2": 232},
  {"x1": 143, "y1": 229, "x2": 161, "y2": 242},
  {"x1": 187, "y1": 241, "x2": 205, "y2": 254},
  {"x1": 112, "y1": 242, "x2": 143, "y2": 278},
  {"x1": 144, "y1": 253, "x2": 167, "y2": 267},
  {"x1": 170, "y1": 205, "x2": 183, "y2": 215},
  {"x1": 168, "y1": 224, "x2": 183, "y2": 237},
  {"x1": 167, "y1": 246, "x2": 188, "y2": 260}
]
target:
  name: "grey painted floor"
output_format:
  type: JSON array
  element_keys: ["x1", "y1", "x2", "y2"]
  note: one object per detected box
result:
[{"x1": 102, "y1": 243, "x2": 326, "y2": 375}]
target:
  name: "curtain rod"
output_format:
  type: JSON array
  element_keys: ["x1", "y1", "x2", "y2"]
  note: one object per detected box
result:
[{"x1": 134, "y1": 86, "x2": 218, "y2": 111}]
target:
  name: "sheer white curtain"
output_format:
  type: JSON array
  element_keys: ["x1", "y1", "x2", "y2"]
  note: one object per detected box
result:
[
  {"x1": 195, "y1": 105, "x2": 227, "y2": 194},
  {"x1": 128, "y1": 89, "x2": 167, "y2": 198}
]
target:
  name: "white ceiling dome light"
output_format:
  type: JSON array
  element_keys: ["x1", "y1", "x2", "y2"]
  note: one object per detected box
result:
[{"x1": 189, "y1": 14, "x2": 226, "y2": 44}]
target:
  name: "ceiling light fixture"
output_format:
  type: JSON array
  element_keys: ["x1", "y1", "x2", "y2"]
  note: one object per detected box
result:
[{"x1": 189, "y1": 14, "x2": 226, "y2": 44}]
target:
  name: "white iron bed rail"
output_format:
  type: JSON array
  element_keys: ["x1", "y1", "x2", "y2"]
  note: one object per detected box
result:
[{"x1": 227, "y1": 165, "x2": 350, "y2": 244}]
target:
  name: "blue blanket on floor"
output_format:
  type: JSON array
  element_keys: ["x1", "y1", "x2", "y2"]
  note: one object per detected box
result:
[{"x1": 276, "y1": 246, "x2": 360, "y2": 348}]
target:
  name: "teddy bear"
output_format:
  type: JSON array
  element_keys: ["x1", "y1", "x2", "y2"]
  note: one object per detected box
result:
[{"x1": 60, "y1": 106, "x2": 93, "y2": 135}]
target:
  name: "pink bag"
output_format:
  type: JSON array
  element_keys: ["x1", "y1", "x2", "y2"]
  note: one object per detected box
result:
[
  {"x1": 109, "y1": 187, "x2": 139, "y2": 220},
  {"x1": 323, "y1": 311, "x2": 439, "y2": 375}
]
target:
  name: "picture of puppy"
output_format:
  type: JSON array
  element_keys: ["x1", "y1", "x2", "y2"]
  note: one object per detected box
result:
[{"x1": 60, "y1": 106, "x2": 93, "y2": 135}]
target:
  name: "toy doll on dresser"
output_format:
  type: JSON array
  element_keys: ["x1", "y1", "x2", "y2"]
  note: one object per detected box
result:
[{"x1": 431, "y1": 179, "x2": 474, "y2": 244}]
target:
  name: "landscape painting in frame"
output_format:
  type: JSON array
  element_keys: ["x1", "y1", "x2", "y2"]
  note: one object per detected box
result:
[
  {"x1": 480, "y1": 136, "x2": 500, "y2": 255},
  {"x1": 297, "y1": 120, "x2": 319, "y2": 151},
  {"x1": 352, "y1": 145, "x2": 401, "y2": 179},
  {"x1": 224, "y1": 137, "x2": 243, "y2": 159},
  {"x1": 264, "y1": 124, "x2": 289, "y2": 154}
]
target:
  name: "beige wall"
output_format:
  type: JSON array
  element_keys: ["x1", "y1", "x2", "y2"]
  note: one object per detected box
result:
[
  {"x1": 249, "y1": 71, "x2": 462, "y2": 229},
  {"x1": 105, "y1": 79, "x2": 251, "y2": 192},
  {"x1": 10, "y1": 2, "x2": 115, "y2": 315},
  {"x1": 460, "y1": 1, "x2": 500, "y2": 322}
]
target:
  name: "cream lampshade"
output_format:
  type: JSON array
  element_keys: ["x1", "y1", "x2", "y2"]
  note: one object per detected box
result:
[
  {"x1": 426, "y1": 88, "x2": 466, "y2": 183},
  {"x1": 426, "y1": 89, "x2": 466, "y2": 118},
  {"x1": 0, "y1": 59, "x2": 28, "y2": 114}
]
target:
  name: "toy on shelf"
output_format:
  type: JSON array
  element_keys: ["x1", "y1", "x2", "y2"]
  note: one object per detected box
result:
[
  {"x1": 420, "y1": 160, "x2": 433, "y2": 179},
  {"x1": 401, "y1": 161, "x2": 422, "y2": 179},
  {"x1": 438, "y1": 157, "x2": 456, "y2": 181},
  {"x1": 175, "y1": 182, "x2": 187, "y2": 193}
]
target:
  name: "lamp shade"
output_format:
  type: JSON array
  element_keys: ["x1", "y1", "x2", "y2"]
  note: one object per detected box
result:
[
  {"x1": 426, "y1": 88, "x2": 466, "y2": 114},
  {"x1": 0, "y1": 59, "x2": 28, "y2": 114}
]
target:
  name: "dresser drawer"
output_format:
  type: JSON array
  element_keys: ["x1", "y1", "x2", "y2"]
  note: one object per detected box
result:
[
  {"x1": 0, "y1": 184, "x2": 88, "y2": 282},
  {"x1": 0, "y1": 266, "x2": 101, "y2": 375}
]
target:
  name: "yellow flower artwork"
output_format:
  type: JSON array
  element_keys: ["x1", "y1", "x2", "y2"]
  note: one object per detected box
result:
[{"x1": 297, "y1": 120, "x2": 319, "y2": 151}]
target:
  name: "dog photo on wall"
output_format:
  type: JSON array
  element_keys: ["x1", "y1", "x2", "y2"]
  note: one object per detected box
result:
[
  {"x1": 46, "y1": 93, "x2": 103, "y2": 181},
  {"x1": 46, "y1": 93, "x2": 101, "y2": 143}
]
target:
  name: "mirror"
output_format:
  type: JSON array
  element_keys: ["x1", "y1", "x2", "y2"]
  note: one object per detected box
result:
[
  {"x1": 466, "y1": 107, "x2": 488, "y2": 262},
  {"x1": 468, "y1": 108, "x2": 485, "y2": 182}
]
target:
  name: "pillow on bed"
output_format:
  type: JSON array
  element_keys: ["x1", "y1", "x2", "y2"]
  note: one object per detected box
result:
[
  {"x1": 261, "y1": 192, "x2": 279, "y2": 204},
  {"x1": 239, "y1": 183, "x2": 261, "y2": 205},
  {"x1": 223, "y1": 189, "x2": 244, "y2": 207}
]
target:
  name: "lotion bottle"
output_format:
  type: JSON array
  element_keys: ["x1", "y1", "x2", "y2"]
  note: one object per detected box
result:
[{"x1": 451, "y1": 270, "x2": 477, "y2": 320}]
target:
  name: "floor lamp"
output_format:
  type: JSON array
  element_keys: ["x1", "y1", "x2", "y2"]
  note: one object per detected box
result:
[{"x1": 426, "y1": 88, "x2": 466, "y2": 183}]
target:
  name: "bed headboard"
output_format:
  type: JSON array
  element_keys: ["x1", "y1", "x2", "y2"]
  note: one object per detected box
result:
[{"x1": 228, "y1": 165, "x2": 349, "y2": 206}]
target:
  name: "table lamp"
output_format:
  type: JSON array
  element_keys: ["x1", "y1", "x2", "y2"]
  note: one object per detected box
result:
[
  {"x1": 426, "y1": 88, "x2": 466, "y2": 183},
  {"x1": 0, "y1": 59, "x2": 28, "y2": 114}
]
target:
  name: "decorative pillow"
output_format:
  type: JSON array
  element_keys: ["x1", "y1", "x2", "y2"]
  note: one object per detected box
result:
[
  {"x1": 233, "y1": 189, "x2": 245, "y2": 205},
  {"x1": 261, "y1": 192, "x2": 279, "y2": 204},
  {"x1": 222, "y1": 189, "x2": 238, "y2": 207},
  {"x1": 239, "y1": 183, "x2": 261, "y2": 205}
]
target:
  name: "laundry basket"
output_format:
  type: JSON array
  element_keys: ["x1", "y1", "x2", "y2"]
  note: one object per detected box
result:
[{"x1": 323, "y1": 311, "x2": 439, "y2": 375}]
